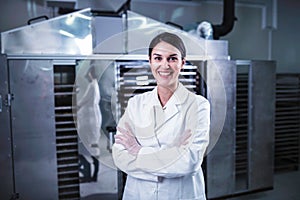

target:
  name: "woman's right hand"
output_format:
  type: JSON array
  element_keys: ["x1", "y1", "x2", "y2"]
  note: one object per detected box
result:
[{"x1": 114, "y1": 122, "x2": 142, "y2": 155}]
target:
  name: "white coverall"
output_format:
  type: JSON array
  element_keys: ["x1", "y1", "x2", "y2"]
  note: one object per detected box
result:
[
  {"x1": 112, "y1": 83, "x2": 210, "y2": 200},
  {"x1": 77, "y1": 79, "x2": 101, "y2": 156}
]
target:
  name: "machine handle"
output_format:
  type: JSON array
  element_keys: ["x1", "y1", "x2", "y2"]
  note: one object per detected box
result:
[
  {"x1": 5, "y1": 93, "x2": 14, "y2": 107},
  {"x1": 106, "y1": 126, "x2": 117, "y2": 152},
  {"x1": 165, "y1": 21, "x2": 183, "y2": 30},
  {"x1": 27, "y1": 15, "x2": 49, "y2": 25}
]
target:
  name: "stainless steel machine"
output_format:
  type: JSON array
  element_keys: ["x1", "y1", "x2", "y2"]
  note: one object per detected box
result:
[{"x1": 0, "y1": 7, "x2": 275, "y2": 200}]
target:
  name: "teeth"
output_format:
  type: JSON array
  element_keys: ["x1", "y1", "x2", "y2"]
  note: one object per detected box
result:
[{"x1": 159, "y1": 72, "x2": 171, "y2": 76}]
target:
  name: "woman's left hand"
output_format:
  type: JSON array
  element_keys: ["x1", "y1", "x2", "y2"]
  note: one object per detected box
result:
[{"x1": 114, "y1": 122, "x2": 141, "y2": 155}]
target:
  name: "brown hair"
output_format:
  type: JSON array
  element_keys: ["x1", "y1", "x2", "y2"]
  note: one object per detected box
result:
[{"x1": 148, "y1": 32, "x2": 186, "y2": 59}]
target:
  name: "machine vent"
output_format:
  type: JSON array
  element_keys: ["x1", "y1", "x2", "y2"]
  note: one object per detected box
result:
[
  {"x1": 235, "y1": 72, "x2": 249, "y2": 190},
  {"x1": 54, "y1": 65, "x2": 80, "y2": 200},
  {"x1": 275, "y1": 74, "x2": 300, "y2": 172}
]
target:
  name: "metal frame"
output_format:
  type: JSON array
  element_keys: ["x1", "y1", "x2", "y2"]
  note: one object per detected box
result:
[
  {"x1": 0, "y1": 54, "x2": 15, "y2": 200},
  {"x1": 205, "y1": 59, "x2": 237, "y2": 199},
  {"x1": 8, "y1": 59, "x2": 58, "y2": 199}
]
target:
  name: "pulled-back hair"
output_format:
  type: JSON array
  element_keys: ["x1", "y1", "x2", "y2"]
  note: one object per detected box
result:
[{"x1": 148, "y1": 32, "x2": 186, "y2": 59}]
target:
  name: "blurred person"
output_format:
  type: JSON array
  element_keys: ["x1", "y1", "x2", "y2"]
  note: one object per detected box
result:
[{"x1": 77, "y1": 65, "x2": 101, "y2": 182}]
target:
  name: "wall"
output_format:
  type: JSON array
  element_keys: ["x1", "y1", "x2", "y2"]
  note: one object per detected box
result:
[
  {"x1": 272, "y1": 0, "x2": 300, "y2": 73},
  {"x1": 0, "y1": 0, "x2": 299, "y2": 73}
]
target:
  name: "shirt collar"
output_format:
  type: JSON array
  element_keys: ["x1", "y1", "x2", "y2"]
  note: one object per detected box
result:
[{"x1": 146, "y1": 82, "x2": 189, "y2": 107}]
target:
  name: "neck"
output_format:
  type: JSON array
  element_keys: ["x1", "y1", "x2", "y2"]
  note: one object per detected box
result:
[{"x1": 157, "y1": 83, "x2": 178, "y2": 107}]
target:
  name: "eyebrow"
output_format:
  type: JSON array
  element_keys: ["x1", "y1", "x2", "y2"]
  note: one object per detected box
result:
[{"x1": 152, "y1": 53, "x2": 179, "y2": 57}]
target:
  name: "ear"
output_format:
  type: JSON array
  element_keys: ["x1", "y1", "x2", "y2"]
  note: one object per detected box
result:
[{"x1": 181, "y1": 58, "x2": 186, "y2": 68}]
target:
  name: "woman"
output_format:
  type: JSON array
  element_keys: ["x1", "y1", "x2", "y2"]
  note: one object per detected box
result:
[{"x1": 112, "y1": 32, "x2": 210, "y2": 199}]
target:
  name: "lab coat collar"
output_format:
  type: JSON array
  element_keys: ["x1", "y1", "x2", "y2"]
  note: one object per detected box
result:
[
  {"x1": 147, "y1": 82, "x2": 189, "y2": 107},
  {"x1": 145, "y1": 82, "x2": 189, "y2": 130}
]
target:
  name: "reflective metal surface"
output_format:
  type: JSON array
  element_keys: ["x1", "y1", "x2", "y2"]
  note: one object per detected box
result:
[
  {"x1": 1, "y1": 8, "x2": 92, "y2": 55},
  {"x1": 0, "y1": 54, "x2": 14, "y2": 200},
  {"x1": 126, "y1": 11, "x2": 229, "y2": 59},
  {"x1": 205, "y1": 60, "x2": 276, "y2": 199},
  {"x1": 75, "y1": 60, "x2": 119, "y2": 198},
  {"x1": 1, "y1": 8, "x2": 229, "y2": 60},
  {"x1": 9, "y1": 60, "x2": 58, "y2": 199},
  {"x1": 205, "y1": 60, "x2": 237, "y2": 199},
  {"x1": 1, "y1": 6, "x2": 277, "y2": 200},
  {"x1": 250, "y1": 61, "x2": 275, "y2": 190},
  {"x1": 92, "y1": 15, "x2": 125, "y2": 54},
  {"x1": 76, "y1": 0, "x2": 128, "y2": 12}
]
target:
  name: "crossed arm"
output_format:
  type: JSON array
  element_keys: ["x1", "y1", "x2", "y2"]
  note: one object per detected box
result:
[
  {"x1": 114, "y1": 122, "x2": 191, "y2": 155},
  {"x1": 112, "y1": 99, "x2": 210, "y2": 181}
]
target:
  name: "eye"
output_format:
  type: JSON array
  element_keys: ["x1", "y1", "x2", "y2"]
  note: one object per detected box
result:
[
  {"x1": 168, "y1": 56, "x2": 178, "y2": 62},
  {"x1": 153, "y1": 56, "x2": 162, "y2": 61}
]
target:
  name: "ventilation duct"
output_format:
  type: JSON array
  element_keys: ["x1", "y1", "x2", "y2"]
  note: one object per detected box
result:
[{"x1": 212, "y1": 0, "x2": 236, "y2": 39}]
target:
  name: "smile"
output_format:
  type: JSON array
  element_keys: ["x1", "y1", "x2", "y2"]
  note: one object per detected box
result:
[{"x1": 158, "y1": 71, "x2": 172, "y2": 76}]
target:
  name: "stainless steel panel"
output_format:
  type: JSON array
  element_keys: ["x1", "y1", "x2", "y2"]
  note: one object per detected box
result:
[
  {"x1": 205, "y1": 60, "x2": 236, "y2": 199},
  {"x1": 126, "y1": 11, "x2": 229, "y2": 59},
  {"x1": 92, "y1": 16, "x2": 124, "y2": 54},
  {"x1": 0, "y1": 54, "x2": 14, "y2": 199},
  {"x1": 75, "y1": 60, "x2": 120, "y2": 198},
  {"x1": 249, "y1": 61, "x2": 276, "y2": 190},
  {"x1": 1, "y1": 7, "x2": 229, "y2": 60},
  {"x1": 9, "y1": 60, "x2": 58, "y2": 199},
  {"x1": 76, "y1": 0, "x2": 128, "y2": 11},
  {"x1": 1, "y1": 9, "x2": 92, "y2": 55}
]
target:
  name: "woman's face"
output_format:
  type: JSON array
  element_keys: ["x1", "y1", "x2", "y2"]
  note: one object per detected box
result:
[{"x1": 149, "y1": 41, "x2": 185, "y2": 91}]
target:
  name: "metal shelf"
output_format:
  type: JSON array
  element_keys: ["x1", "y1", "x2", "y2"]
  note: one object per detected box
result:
[
  {"x1": 54, "y1": 65, "x2": 80, "y2": 200},
  {"x1": 275, "y1": 74, "x2": 300, "y2": 172}
]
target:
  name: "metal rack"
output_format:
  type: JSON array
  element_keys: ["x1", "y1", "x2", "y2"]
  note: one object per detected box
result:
[
  {"x1": 235, "y1": 72, "x2": 249, "y2": 191},
  {"x1": 53, "y1": 65, "x2": 80, "y2": 199},
  {"x1": 206, "y1": 61, "x2": 276, "y2": 199},
  {"x1": 275, "y1": 74, "x2": 300, "y2": 172}
]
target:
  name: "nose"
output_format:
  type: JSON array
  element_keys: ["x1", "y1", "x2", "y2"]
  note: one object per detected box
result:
[{"x1": 161, "y1": 58, "x2": 170, "y2": 69}]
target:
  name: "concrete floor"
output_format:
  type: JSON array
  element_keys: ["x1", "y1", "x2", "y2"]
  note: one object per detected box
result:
[
  {"x1": 229, "y1": 170, "x2": 300, "y2": 200},
  {"x1": 81, "y1": 168, "x2": 300, "y2": 200}
]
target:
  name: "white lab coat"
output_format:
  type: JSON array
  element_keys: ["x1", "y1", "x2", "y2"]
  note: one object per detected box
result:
[
  {"x1": 77, "y1": 79, "x2": 101, "y2": 156},
  {"x1": 112, "y1": 83, "x2": 210, "y2": 200}
]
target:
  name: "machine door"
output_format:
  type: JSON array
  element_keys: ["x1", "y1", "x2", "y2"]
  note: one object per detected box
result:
[
  {"x1": 8, "y1": 59, "x2": 58, "y2": 199},
  {"x1": 0, "y1": 55, "x2": 14, "y2": 199},
  {"x1": 205, "y1": 60, "x2": 275, "y2": 199},
  {"x1": 75, "y1": 59, "x2": 120, "y2": 199},
  {"x1": 205, "y1": 60, "x2": 237, "y2": 199}
]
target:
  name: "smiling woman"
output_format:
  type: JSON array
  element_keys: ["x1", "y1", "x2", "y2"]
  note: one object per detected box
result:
[
  {"x1": 148, "y1": 32, "x2": 187, "y2": 107},
  {"x1": 149, "y1": 40, "x2": 185, "y2": 106},
  {"x1": 112, "y1": 32, "x2": 210, "y2": 200}
]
